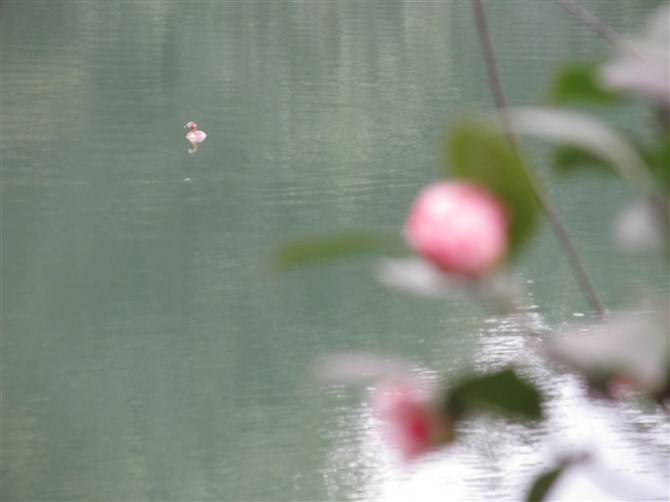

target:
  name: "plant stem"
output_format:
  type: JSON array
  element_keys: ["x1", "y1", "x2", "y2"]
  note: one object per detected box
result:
[
  {"x1": 471, "y1": 0, "x2": 605, "y2": 321},
  {"x1": 554, "y1": 0, "x2": 622, "y2": 48}
]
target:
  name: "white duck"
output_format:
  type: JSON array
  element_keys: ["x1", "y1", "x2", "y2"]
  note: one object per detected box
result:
[{"x1": 185, "y1": 121, "x2": 207, "y2": 153}]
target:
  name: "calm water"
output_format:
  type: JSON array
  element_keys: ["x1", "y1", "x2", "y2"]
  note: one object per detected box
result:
[{"x1": 1, "y1": 1, "x2": 667, "y2": 501}]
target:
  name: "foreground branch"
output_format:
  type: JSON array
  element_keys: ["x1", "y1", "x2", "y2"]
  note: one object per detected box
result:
[
  {"x1": 555, "y1": 0, "x2": 621, "y2": 47},
  {"x1": 471, "y1": 0, "x2": 605, "y2": 320}
]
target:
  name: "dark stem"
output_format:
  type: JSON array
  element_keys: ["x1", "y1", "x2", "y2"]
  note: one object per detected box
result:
[
  {"x1": 471, "y1": 0, "x2": 606, "y2": 320},
  {"x1": 555, "y1": 0, "x2": 621, "y2": 47}
]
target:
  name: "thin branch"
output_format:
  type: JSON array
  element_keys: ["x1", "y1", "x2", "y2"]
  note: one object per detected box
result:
[
  {"x1": 554, "y1": 0, "x2": 622, "y2": 48},
  {"x1": 471, "y1": 0, "x2": 606, "y2": 321}
]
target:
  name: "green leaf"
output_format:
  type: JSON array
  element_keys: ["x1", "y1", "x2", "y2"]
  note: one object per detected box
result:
[
  {"x1": 508, "y1": 107, "x2": 652, "y2": 191},
  {"x1": 548, "y1": 62, "x2": 625, "y2": 105},
  {"x1": 445, "y1": 368, "x2": 543, "y2": 421},
  {"x1": 646, "y1": 134, "x2": 670, "y2": 190},
  {"x1": 526, "y1": 466, "x2": 565, "y2": 502},
  {"x1": 443, "y1": 120, "x2": 539, "y2": 256},
  {"x1": 526, "y1": 454, "x2": 588, "y2": 502},
  {"x1": 554, "y1": 145, "x2": 614, "y2": 175},
  {"x1": 269, "y1": 232, "x2": 405, "y2": 274}
]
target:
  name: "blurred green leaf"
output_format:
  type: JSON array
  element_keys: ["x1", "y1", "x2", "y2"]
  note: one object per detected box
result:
[
  {"x1": 647, "y1": 134, "x2": 670, "y2": 190},
  {"x1": 548, "y1": 62, "x2": 625, "y2": 105},
  {"x1": 446, "y1": 368, "x2": 543, "y2": 421},
  {"x1": 508, "y1": 107, "x2": 651, "y2": 190},
  {"x1": 443, "y1": 120, "x2": 539, "y2": 256},
  {"x1": 270, "y1": 232, "x2": 405, "y2": 274},
  {"x1": 554, "y1": 145, "x2": 614, "y2": 175},
  {"x1": 526, "y1": 466, "x2": 566, "y2": 502},
  {"x1": 526, "y1": 454, "x2": 588, "y2": 502}
]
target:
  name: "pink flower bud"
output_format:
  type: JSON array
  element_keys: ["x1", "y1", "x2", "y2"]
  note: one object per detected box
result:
[
  {"x1": 373, "y1": 380, "x2": 454, "y2": 461},
  {"x1": 404, "y1": 182, "x2": 509, "y2": 276}
]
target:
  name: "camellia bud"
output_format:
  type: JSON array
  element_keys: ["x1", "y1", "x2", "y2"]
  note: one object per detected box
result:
[
  {"x1": 373, "y1": 379, "x2": 454, "y2": 461},
  {"x1": 404, "y1": 181, "x2": 509, "y2": 277}
]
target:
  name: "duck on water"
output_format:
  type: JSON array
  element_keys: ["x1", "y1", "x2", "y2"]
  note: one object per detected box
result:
[{"x1": 185, "y1": 121, "x2": 206, "y2": 153}]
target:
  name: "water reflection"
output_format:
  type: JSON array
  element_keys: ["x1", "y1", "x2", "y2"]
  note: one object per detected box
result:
[{"x1": 320, "y1": 319, "x2": 669, "y2": 501}]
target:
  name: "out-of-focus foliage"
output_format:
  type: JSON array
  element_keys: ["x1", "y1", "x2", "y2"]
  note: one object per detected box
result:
[
  {"x1": 508, "y1": 107, "x2": 650, "y2": 188},
  {"x1": 646, "y1": 134, "x2": 670, "y2": 190},
  {"x1": 599, "y1": 3, "x2": 670, "y2": 108},
  {"x1": 548, "y1": 62, "x2": 625, "y2": 105},
  {"x1": 526, "y1": 455, "x2": 588, "y2": 502},
  {"x1": 270, "y1": 3, "x2": 669, "y2": 500},
  {"x1": 442, "y1": 121, "x2": 539, "y2": 257},
  {"x1": 270, "y1": 232, "x2": 404, "y2": 274},
  {"x1": 444, "y1": 367, "x2": 543, "y2": 421},
  {"x1": 545, "y1": 305, "x2": 669, "y2": 400}
]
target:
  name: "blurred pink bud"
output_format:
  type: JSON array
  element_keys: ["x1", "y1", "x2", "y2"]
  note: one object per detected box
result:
[
  {"x1": 404, "y1": 182, "x2": 509, "y2": 276},
  {"x1": 606, "y1": 373, "x2": 637, "y2": 400},
  {"x1": 373, "y1": 380, "x2": 453, "y2": 461}
]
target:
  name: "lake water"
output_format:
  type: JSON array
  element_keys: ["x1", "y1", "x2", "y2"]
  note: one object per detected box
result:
[{"x1": 1, "y1": 1, "x2": 668, "y2": 501}]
